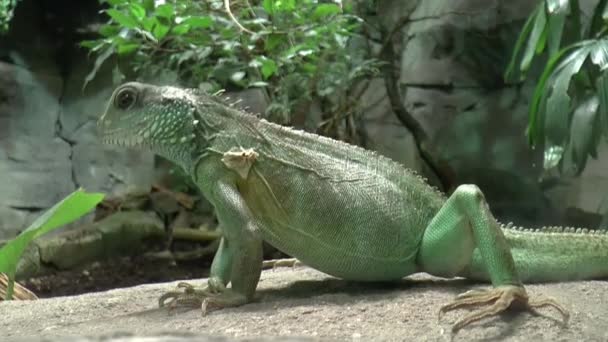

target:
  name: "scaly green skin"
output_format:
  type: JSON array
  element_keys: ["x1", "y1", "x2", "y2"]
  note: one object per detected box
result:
[{"x1": 98, "y1": 82, "x2": 605, "y2": 331}]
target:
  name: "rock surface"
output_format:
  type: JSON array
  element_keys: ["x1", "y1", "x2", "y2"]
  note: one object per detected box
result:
[{"x1": 2, "y1": 266, "x2": 607, "y2": 342}]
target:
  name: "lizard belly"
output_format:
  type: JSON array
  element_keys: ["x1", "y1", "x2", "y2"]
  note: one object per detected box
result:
[{"x1": 238, "y1": 165, "x2": 421, "y2": 281}]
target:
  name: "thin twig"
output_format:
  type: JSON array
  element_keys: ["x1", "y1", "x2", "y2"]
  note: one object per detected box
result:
[{"x1": 225, "y1": 0, "x2": 254, "y2": 34}]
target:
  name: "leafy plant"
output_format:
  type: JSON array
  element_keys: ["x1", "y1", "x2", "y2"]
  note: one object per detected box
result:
[
  {"x1": 0, "y1": 0, "x2": 19, "y2": 33},
  {"x1": 0, "y1": 189, "x2": 104, "y2": 300},
  {"x1": 506, "y1": 0, "x2": 608, "y2": 175},
  {"x1": 82, "y1": 0, "x2": 379, "y2": 140}
]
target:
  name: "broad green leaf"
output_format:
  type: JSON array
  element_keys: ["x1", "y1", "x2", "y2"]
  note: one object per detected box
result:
[
  {"x1": 597, "y1": 72, "x2": 608, "y2": 139},
  {"x1": 79, "y1": 40, "x2": 100, "y2": 49},
  {"x1": 141, "y1": 17, "x2": 155, "y2": 31},
  {"x1": 569, "y1": 95, "x2": 599, "y2": 171},
  {"x1": 505, "y1": 4, "x2": 540, "y2": 81},
  {"x1": 249, "y1": 81, "x2": 269, "y2": 87},
  {"x1": 527, "y1": 40, "x2": 594, "y2": 144},
  {"x1": 545, "y1": 44, "x2": 592, "y2": 146},
  {"x1": 546, "y1": 0, "x2": 569, "y2": 14},
  {"x1": 106, "y1": 0, "x2": 127, "y2": 5},
  {"x1": 520, "y1": 5, "x2": 547, "y2": 74},
  {"x1": 117, "y1": 42, "x2": 139, "y2": 55},
  {"x1": 106, "y1": 9, "x2": 138, "y2": 29},
  {"x1": 589, "y1": 0, "x2": 608, "y2": 37},
  {"x1": 570, "y1": 0, "x2": 582, "y2": 40},
  {"x1": 543, "y1": 145, "x2": 565, "y2": 169},
  {"x1": 153, "y1": 22, "x2": 170, "y2": 40},
  {"x1": 598, "y1": 194, "x2": 608, "y2": 229},
  {"x1": 0, "y1": 189, "x2": 104, "y2": 299},
  {"x1": 83, "y1": 44, "x2": 115, "y2": 91},
  {"x1": 314, "y1": 4, "x2": 341, "y2": 19},
  {"x1": 546, "y1": 11, "x2": 566, "y2": 57},
  {"x1": 262, "y1": 0, "x2": 274, "y2": 14},
  {"x1": 265, "y1": 34, "x2": 284, "y2": 52},
  {"x1": 129, "y1": 3, "x2": 146, "y2": 21},
  {"x1": 155, "y1": 4, "x2": 174, "y2": 19},
  {"x1": 171, "y1": 23, "x2": 190, "y2": 35},
  {"x1": 181, "y1": 16, "x2": 213, "y2": 28},
  {"x1": 231, "y1": 71, "x2": 246, "y2": 82},
  {"x1": 261, "y1": 58, "x2": 277, "y2": 79},
  {"x1": 274, "y1": 0, "x2": 295, "y2": 12},
  {"x1": 99, "y1": 24, "x2": 121, "y2": 38},
  {"x1": 142, "y1": 0, "x2": 155, "y2": 11},
  {"x1": 590, "y1": 39, "x2": 608, "y2": 70}
]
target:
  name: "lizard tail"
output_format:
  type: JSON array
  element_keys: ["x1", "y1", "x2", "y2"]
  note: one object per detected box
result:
[{"x1": 468, "y1": 223, "x2": 608, "y2": 283}]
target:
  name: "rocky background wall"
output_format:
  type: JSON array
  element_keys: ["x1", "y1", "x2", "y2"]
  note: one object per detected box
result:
[
  {"x1": 0, "y1": 0, "x2": 606, "y2": 246},
  {"x1": 0, "y1": 0, "x2": 155, "y2": 241}
]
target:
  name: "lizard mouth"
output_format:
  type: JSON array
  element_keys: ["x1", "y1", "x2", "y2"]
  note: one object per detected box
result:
[{"x1": 101, "y1": 132, "x2": 146, "y2": 148}]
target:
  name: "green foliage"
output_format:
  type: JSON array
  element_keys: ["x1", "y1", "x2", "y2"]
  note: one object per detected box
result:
[
  {"x1": 507, "y1": 0, "x2": 608, "y2": 175},
  {"x1": 82, "y1": 0, "x2": 379, "y2": 136},
  {"x1": 0, "y1": 189, "x2": 104, "y2": 300},
  {"x1": 0, "y1": 0, "x2": 19, "y2": 33}
]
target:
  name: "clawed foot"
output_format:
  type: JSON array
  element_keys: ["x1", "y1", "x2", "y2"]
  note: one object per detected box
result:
[
  {"x1": 158, "y1": 282, "x2": 247, "y2": 315},
  {"x1": 439, "y1": 285, "x2": 569, "y2": 333}
]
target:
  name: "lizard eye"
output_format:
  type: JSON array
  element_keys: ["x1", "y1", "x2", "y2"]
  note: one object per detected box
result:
[{"x1": 114, "y1": 87, "x2": 137, "y2": 110}]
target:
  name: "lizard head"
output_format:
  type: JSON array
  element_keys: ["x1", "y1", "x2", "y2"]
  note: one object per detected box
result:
[{"x1": 98, "y1": 82, "x2": 201, "y2": 151}]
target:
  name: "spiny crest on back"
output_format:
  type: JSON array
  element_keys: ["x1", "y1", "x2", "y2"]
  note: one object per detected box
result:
[
  {"x1": 179, "y1": 84, "x2": 445, "y2": 199},
  {"x1": 500, "y1": 221, "x2": 604, "y2": 235},
  {"x1": 251, "y1": 113, "x2": 446, "y2": 199}
]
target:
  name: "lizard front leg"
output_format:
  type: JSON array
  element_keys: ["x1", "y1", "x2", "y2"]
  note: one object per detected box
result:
[
  {"x1": 417, "y1": 184, "x2": 567, "y2": 332},
  {"x1": 160, "y1": 181, "x2": 263, "y2": 314}
]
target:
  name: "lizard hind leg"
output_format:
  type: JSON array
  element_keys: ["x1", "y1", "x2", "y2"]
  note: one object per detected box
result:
[{"x1": 417, "y1": 184, "x2": 568, "y2": 332}]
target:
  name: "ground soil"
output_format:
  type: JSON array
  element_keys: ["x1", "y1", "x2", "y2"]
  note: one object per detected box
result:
[{"x1": 22, "y1": 255, "x2": 211, "y2": 298}]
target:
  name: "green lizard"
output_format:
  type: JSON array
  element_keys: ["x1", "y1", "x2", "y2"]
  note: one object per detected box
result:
[{"x1": 98, "y1": 82, "x2": 604, "y2": 332}]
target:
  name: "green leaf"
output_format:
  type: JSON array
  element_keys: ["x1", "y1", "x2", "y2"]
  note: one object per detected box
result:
[
  {"x1": 274, "y1": 0, "x2": 295, "y2": 12},
  {"x1": 80, "y1": 40, "x2": 100, "y2": 49},
  {"x1": 260, "y1": 58, "x2": 277, "y2": 79},
  {"x1": 249, "y1": 81, "x2": 269, "y2": 87},
  {"x1": 569, "y1": 95, "x2": 599, "y2": 171},
  {"x1": 589, "y1": 0, "x2": 608, "y2": 37},
  {"x1": 153, "y1": 22, "x2": 170, "y2": 40},
  {"x1": 155, "y1": 4, "x2": 174, "y2": 19},
  {"x1": 171, "y1": 23, "x2": 190, "y2": 35},
  {"x1": 314, "y1": 4, "x2": 341, "y2": 19},
  {"x1": 505, "y1": 4, "x2": 540, "y2": 81},
  {"x1": 265, "y1": 33, "x2": 284, "y2": 52},
  {"x1": 129, "y1": 3, "x2": 146, "y2": 21},
  {"x1": 117, "y1": 42, "x2": 139, "y2": 55},
  {"x1": 99, "y1": 24, "x2": 121, "y2": 38},
  {"x1": 106, "y1": 9, "x2": 138, "y2": 29},
  {"x1": 106, "y1": 0, "x2": 127, "y2": 5},
  {"x1": 181, "y1": 16, "x2": 213, "y2": 28},
  {"x1": 546, "y1": 11, "x2": 566, "y2": 57},
  {"x1": 570, "y1": 0, "x2": 582, "y2": 40},
  {"x1": 597, "y1": 71, "x2": 608, "y2": 139},
  {"x1": 545, "y1": 44, "x2": 593, "y2": 146},
  {"x1": 546, "y1": 0, "x2": 569, "y2": 14},
  {"x1": 527, "y1": 40, "x2": 594, "y2": 145},
  {"x1": 597, "y1": 193, "x2": 608, "y2": 229},
  {"x1": 262, "y1": 0, "x2": 274, "y2": 14},
  {"x1": 590, "y1": 39, "x2": 608, "y2": 70},
  {"x1": 0, "y1": 189, "x2": 104, "y2": 299},
  {"x1": 83, "y1": 44, "x2": 115, "y2": 91},
  {"x1": 520, "y1": 5, "x2": 547, "y2": 74}
]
